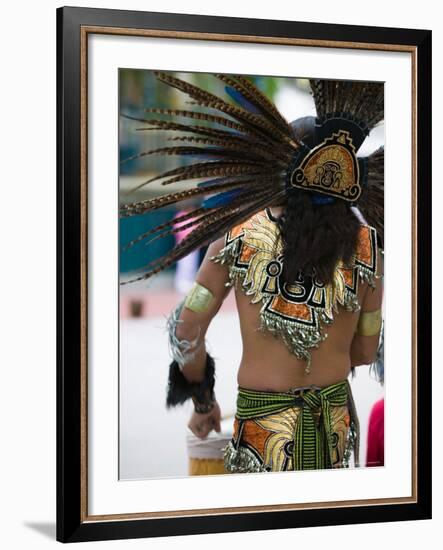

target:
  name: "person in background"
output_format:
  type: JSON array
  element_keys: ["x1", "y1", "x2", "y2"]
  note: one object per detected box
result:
[
  {"x1": 366, "y1": 399, "x2": 384, "y2": 467},
  {"x1": 366, "y1": 332, "x2": 385, "y2": 467}
]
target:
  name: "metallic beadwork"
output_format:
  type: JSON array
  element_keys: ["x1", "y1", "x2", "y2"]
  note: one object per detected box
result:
[{"x1": 222, "y1": 441, "x2": 267, "y2": 473}]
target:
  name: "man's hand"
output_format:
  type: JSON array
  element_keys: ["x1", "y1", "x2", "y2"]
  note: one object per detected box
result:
[{"x1": 188, "y1": 401, "x2": 221, "y2": 439}]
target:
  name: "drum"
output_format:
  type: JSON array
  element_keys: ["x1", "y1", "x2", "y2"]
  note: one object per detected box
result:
[{"x1": 187, "y1": 419, "x2": 233, "y2": 476}]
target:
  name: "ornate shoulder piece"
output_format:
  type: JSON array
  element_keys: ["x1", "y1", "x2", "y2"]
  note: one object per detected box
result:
[
  {"x1": 338, "y1": 224, "x2": 379, "y2": 291},
  {"x1": 210, "y1": 209, "x2": 282, "y2": 297}
]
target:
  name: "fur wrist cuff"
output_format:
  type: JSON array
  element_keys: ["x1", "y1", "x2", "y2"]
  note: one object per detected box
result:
[{"x1": 166, "y1": 352, "x2": 216, "y2": 409}]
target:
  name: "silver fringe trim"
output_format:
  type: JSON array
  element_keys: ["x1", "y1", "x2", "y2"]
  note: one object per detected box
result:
[
  {"x1": 224, "y1": 432, "x2": 357, "y2": 471},
  {"x1": 256, "y1": 314, "x2": 325, "y2": 374},
  {"x1": 166, "y1": 300, "x2": 201, "y2": 370},
  {"x1": 358, "y1": 264, "x2": 379, "y2": 289},
  {"x1": 341, "y1": 421, "x2": 359, "y2": 468},
  {"x1": 210, "y1": 241, "x2": 239, "y2": 289},
  {"x1": 369, "y1": 322, "x2": 384, "y2": 385},
  {"x1": 222, "y1": 441, "x2": 267, "y2": 473}
]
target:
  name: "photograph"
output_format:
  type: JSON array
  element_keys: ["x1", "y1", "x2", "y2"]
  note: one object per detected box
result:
[{"x1": 118, "y1": 70, "x2": 385, "y2": 480}]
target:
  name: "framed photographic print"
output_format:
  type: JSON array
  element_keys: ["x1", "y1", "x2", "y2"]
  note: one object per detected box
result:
[{"x1": 57, "y1": 6, "x2": 432, "y2": 543}]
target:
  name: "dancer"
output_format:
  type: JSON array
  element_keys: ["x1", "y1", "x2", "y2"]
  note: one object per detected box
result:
[{"x1": 121, "y1": 74, "x2": 384, "y2": 471}]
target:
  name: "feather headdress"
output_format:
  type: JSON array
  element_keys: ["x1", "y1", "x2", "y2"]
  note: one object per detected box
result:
[{"x1": 120, "y1": 73, "x2": 384, "y2": 283}]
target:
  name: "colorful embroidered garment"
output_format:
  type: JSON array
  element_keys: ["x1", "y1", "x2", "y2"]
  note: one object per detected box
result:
[
  {"x1": 211, "y1": 208, "x2": 379, "y2": 373},
  {"x1": 224, "y1": 380, "x2": 359, "y2": 472}
]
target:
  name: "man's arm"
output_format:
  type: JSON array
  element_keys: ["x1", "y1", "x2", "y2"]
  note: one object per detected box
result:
[
  {"x1": 350, "y1": 247, "x2": 384, "y2": 367},
  {"x1": 166, "y1": 236, "x2": 231, "y2": 438},
  {"x1": 174, "y1": 236, "x2": 231, "y2": 380}
]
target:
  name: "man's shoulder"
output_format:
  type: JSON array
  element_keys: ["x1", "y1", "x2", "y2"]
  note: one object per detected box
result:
[{"x1": 225, "y1": 209, "x2": 270, "y2": 241}]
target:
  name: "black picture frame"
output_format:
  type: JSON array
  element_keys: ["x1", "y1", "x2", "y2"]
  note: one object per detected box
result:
[{"x1": 57, "y1": 6, "x2": 432, "y2": 543}]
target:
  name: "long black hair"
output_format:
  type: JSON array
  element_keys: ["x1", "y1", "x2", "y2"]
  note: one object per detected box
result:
[{"x1": 275, "y1": 116, "x2": 361, "y2": 285}]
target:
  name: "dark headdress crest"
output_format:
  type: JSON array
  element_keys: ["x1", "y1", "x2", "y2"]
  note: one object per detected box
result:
[{"x1": 120, "y1": 74, "x2": 384, "y2": 283}]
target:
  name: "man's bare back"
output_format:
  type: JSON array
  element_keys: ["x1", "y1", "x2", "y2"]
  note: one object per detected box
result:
[
  {"x1": 235, "y1": 286, "x2": 362, "y2": 391},
  {"x1": 233, "y1": 206, "x2": 382, "y2": 391},
  {"x1": 177, "y1": 205, "x2": 383, "y2": 437}
]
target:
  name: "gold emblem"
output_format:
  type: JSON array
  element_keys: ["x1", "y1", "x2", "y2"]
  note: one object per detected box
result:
[{"x1": 290, "y1": 130, "x2": 361, "y2": 202}]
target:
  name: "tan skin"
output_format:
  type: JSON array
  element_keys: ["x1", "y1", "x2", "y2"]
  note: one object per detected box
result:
[{"x1": 177, "y1": 206, "x2": 384, "y2": 439}]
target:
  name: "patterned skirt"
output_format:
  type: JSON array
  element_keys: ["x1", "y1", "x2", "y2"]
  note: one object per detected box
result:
[{"x1": 223, "y1": 379, "x2": 359, "y2": 473}]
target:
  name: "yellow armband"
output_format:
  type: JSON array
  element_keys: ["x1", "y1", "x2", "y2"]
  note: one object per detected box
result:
[
  {"x1": 184, "y1": 282, "x2": 214, "y2": 313},
  {"x1": 356, "y1": 308, "x2": 382, "y2": 336}
]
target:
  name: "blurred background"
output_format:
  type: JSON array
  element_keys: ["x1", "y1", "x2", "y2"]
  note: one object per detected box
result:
[{"x1": 119, "y1": 70, "x2": 385, "y2": 480}]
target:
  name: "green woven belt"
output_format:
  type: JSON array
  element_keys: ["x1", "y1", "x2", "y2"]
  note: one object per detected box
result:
[{"x1": 236, "y1": 380, "x2": 359, "y2": 470}]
